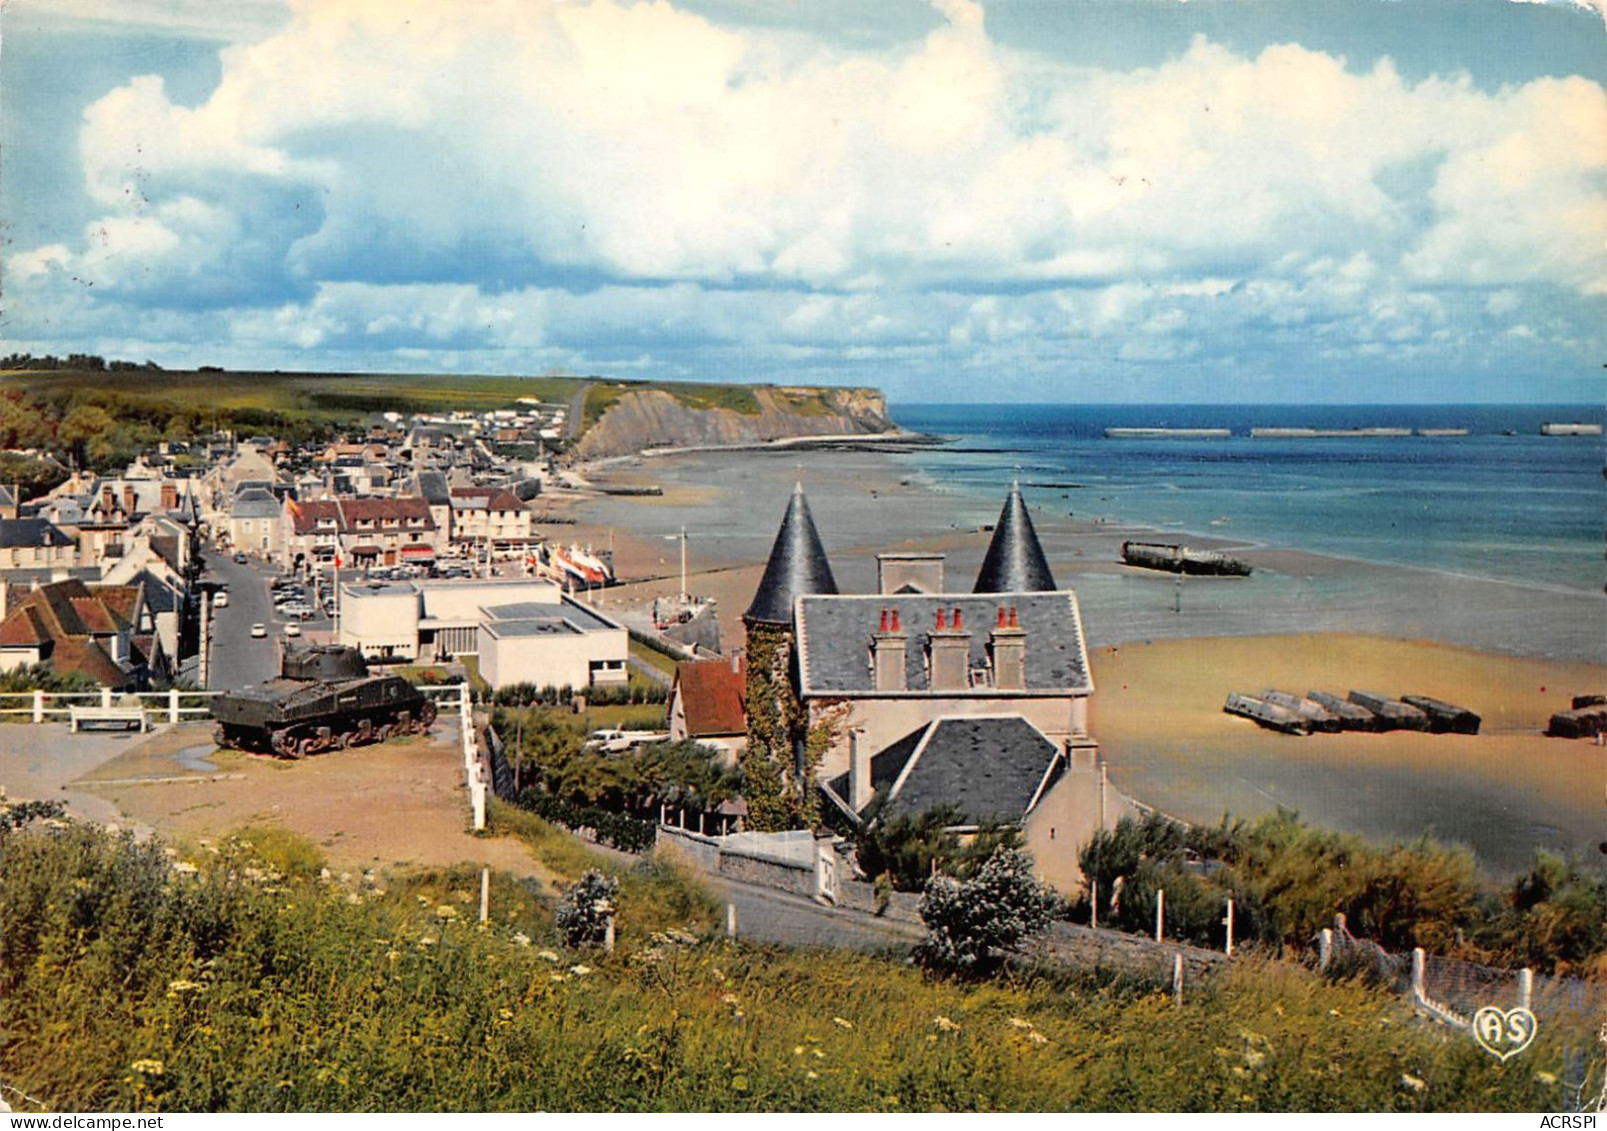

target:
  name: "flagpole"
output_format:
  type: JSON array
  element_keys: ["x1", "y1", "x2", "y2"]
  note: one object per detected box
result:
[{"x1": 333, "y1": 550, "x2": 342, "y2": 640}]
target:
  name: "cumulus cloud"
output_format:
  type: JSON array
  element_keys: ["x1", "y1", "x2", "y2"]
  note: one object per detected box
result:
[{"x1": 5, "y1": 0, "x2": 1605, "y2": 394}]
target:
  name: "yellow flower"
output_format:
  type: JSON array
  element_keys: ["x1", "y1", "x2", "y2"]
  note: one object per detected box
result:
[
  {"x1": 434, "y1": 904, "x2": 459, "y2": 920},
  {"x1": 570, "y1": 964, "x2": 592, "y2": 976},
  {"x1": 1027, "y1": 1031, "x2": 1049, "y2": 1046},
  {"x1": 832, "y1": 1017, "x2": 853, "y2": 1029},
  {"x1": 1007, "y1": 1017, "x2": 1034, "y2": 1031},
  {"x1": 933, "y1": 1016, "x2": 961, "y2": 1033},
  {"x1": 1400, "y1": 1074, "x2": 1426, "y2": 1093},
  {"x1": 130, "y1": 1059, "x2": 165, "y2": 1076},
  {"x1": 721, "y1": 993, "x2": 741, "y2": 1006}
]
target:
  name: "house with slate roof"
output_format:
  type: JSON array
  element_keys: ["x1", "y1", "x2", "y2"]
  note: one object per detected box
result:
[{"x1": 741, "y1": 483, "x2": 1126, "y2": 890}]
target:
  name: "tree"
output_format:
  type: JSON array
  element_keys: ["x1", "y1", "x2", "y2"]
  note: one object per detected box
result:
[
  {"x1": 915, "y1": 847, "x2": 1056, "y2": 977},
  {"x1": 856, "y1": 804, "x2": 1024, "y2": 892}
]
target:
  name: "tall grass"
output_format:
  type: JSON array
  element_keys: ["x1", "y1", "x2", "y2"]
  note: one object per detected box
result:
[{"x1": 0, "y1": 820, "x2": 1587, "y2": 1112}]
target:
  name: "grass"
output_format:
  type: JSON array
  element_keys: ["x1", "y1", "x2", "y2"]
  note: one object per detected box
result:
[
  {"x1": 628, "y1": 638, "x2": 680, "y2": 678},
  {"x1": 0, "y1": 818, "x2": 1593, "y2": 1112}
]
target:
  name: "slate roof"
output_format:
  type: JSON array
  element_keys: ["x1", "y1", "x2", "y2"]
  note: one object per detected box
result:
[
  {"x1": 451, "y1": 487, "x2": 525, "y2": 511},
  {"x1": 231, "y1": 488, "x2": 282, "y2": 519},
  {"x1": 874, "y1": 716, "x2": 1064, "y2": 824},
  {"x1": 415, "y1": 471, "x2": 451, "y2": 505},
  {"x1": 673, "y1": 656, "x2": 747, "y2": 736},
  {"x1": 974, "y1": 482, "x2": 1057, "y2": 593},
  {"x1": 795, "y1": 591, "x2": 1091, "y2": 697},
  {"x1": 744, "y1": 485, "x2": 838, "y2": 624},
  {"x1": 0, "y1": 518, "x2": 74, "y2": 549}
]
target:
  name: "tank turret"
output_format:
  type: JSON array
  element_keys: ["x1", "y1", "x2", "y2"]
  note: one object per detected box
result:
[{"x1": 211, "y1": 644, "x2": 438, "y2": 757}]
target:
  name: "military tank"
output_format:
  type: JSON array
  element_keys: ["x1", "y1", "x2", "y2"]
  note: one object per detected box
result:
[{"x1": 211, "y1": 644, "x2": 438, "y2": 757}]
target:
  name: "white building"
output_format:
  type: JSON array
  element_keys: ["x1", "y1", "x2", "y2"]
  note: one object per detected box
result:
[{"x1": 477, "y1": 599, "x2": 629, "y2": 691}]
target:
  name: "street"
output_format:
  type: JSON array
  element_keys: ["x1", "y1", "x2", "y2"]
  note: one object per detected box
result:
[{"x1": 199, "y1": 552, "x2": 334, "y2": 691}]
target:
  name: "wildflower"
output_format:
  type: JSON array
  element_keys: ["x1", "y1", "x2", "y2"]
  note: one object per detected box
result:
[
  {"x1": 550, "y1": 973, "x2": 569, "y2": 983},
  {"x1": 319, "y1": 868, "x2": 332, "y2": 880},
  {"x1": 1027, "y1": 1031, "x2": 1049, "y2": 1046},
  {"x1": 806, "y1": 1071, "x2": 819, "y2": 1080},
  {"x1": 793, "y1": 1046, "x2": 806, "y2": 1057},
  {"x1": 416, "y1": 894, "x2": 431, "y2": 905},
  {"x1": 713, "y1": 968, "x2": 726, "y2": 983},
  {"x1": 386, "y1": 950, "x2": 401, "y2": 962},
  {"x1": 1537, "y1": 1072, "x2": 1559, "y2": 1086},
  {"x1": 666, "y1": 928, "x2": 699, "y2": 947},
  {"x1": 498, "y1": 1008, "x2": 514, "y2": 1021},
  {"x1": 570, "y1": 964, "x2": 592, "y2": 976},
  {"x1": 166, "y1": 979, "x2": 204, "y2": 996},
  {"x1": 434, "y1": 904, "x2": 459, "y2": 920},
  {"x1": 721, "y1": 993, "x2": 741, "y2": 1006},
  {"x1": 537, "y1": 950, "x2": 561, "y2": 963},
  {"x1": 1007, "y1": 1017, "x2": 1034, "y2": 1031},
  {"x1": 1244, "y1": 1050, "x2": 1266, "y2": 1068},
  {"x1": 832, "y1": 1017, "x2": 853, "y2": 1030},
  {"x1": 812, "y1": 1048, "x2": 825, "y2": 1060},
  {"x1": 130, "y1": 1059, "x2": 165, "y2": 1077},
  {"x1": 933, "y1": 1016, "x2": 961, "y2": 1033},
  {"x1": 1400, "y1": 1074, "x2": 1426, "y2": 1093},
  {"x1": 418, "y1": 936, "x2": 437, "y2": 947},
  {"x1": 511, "y1": 933, "x2": 532, "y2": 947}
]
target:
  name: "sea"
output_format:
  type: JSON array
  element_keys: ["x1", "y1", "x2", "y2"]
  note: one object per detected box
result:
[{"x1": 890, "y1": 403, "x2": 1607, "y2": 597}]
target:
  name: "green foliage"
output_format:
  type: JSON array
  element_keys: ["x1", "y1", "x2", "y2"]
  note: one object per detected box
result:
[
  {"x1": 555, "y1": 870, "x2": 620, "y2": 947},
  {"x1": 229, "y1": 826, "x2": 327, "y2": 881},
  {"x1": 915, "y1": 847, "x2": 1057, "y2": 977},
  {"x1": 740, "y1": 623, "x2": 818, "y2": 831},
  {"x1": 856, "y1": 805, "x2": 1024, "y2": 893},
  {"x1": 0, "y1": 820, "x2": 1579, "y2": 1112},
  {"x1": 1078, "y1": 810, "x2": 1607, "y2": 973},
  {"x1": 513, "y1": 790, "x2": 658, "y2": 854},
  {"x1": 0, "y1": 789, "x2": 67, "y2": 837},
  {"x1": 0, "y1": 663, "x2": 102, "y2": 695}
]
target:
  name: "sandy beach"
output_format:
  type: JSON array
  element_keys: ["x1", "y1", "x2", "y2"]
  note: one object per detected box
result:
[{"x1": 540, "y1": 441, "x2": 1606, "y2": 875}]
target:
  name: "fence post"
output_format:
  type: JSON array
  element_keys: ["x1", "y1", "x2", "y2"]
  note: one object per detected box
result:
[
  {"x1": 1225, "y1": 898, "x2": 1235, "y2": 957},
  {"x1": 1173, "y1": 953, "x2": 1184, "y2": 1007},
  {"x1": 100, "y1": 687, "x2": 112, "y2": 709},
  {"x1": 169, "y1": 686, "x2": 180, "y2": 724},
  {"x1": 1155, "y1": 888, "x2": 1165, "y2": 942},
  {"x1": 726, "y1": 902, "x2": 738, "y2": 939},
  {"x1": 1411, "y1": 948, "x2": 1426, "y2": 1001},
  {"x1": 480, "y1": 867, "x2": 490, "y2": 925},
  {"x1": 1519, "y1": 968, "x2": 1533, "y2": 1012},
  {"x1": 1319, "y1": 928, "x2": 1333, "y2": 970},
  {"x1": 1090, "y1": 879, "x2": 1098, "y2": 931},
  {"x1": 32, "y1": 689, "x2": 43, "y2": 724},
  {"x1": 604, "y1": 914, "x2": 616, "y2": 954}
]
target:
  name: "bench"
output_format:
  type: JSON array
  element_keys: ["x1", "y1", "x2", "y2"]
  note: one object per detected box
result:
[{"x1": 69, "y1": 704, "x2": 149, "y2": 733}]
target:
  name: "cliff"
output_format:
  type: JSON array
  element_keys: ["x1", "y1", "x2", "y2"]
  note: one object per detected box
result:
[{"x1": 570, "y1": 385, "x2": 894, "y2": 461}]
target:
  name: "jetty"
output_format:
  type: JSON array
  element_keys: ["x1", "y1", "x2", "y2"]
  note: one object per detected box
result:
[
  {"x1": 1400, "y1": 695, "x2": 1481, "y2": 735},
  {"x1": 1347, "y1": 690, "x2": 1431, "y2": 732},
  {"x1": 1416, "y1": 428, "x2": 1469, "y2": 437},
  {"x1": 1122, "y1": 541, "x2": 1252, "y2": 577},
  {"x1": 1540, "y1": 423, "x2": 1603, "y2": 437},
  {"x1": 1224, "y1": 693, "x2": 1309, "y2": 735},
  {"x1": 1262, "y1": 689, "x2": 1342, "y2": 732},
  {"x1": 1104, "y1": 427, "x2": 1232, "y2": 439}
]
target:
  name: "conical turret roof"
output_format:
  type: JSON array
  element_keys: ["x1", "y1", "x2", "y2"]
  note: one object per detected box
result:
[
  {"x1": 973, "y1": 482, "x2": 1057, "y2": 593},
  {"x1": 744, "y1": 484, "x2": 838, "y2": 625}
]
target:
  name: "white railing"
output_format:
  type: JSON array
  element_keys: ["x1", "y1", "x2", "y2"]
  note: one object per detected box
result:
[
  {"x1": 0, "y1": 687, "x2": 225, "y2": 725},
  {"x1": 417, "y1": 684, "x2": 485, "y2": 832}
]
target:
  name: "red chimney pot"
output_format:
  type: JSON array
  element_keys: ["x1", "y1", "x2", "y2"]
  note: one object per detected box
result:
[
  {"x1": 890, "y1": 609, "x2": 901, "y2": 633},
  {"x1": 952, "y1": 607, "x2": 963, "y2": 631},
  {"x1": 878, "y1": 608, "x2": 889, "y2": 632},
  {"x1": 997, "y1": 606, "x2": 1008, "y2": 628},
  {"x1": 1008, "y1": 606, "x2": 1019, "y2": 629},
  {"x1": 935, "y1": 608, "x2": 947, "y2": 630}
]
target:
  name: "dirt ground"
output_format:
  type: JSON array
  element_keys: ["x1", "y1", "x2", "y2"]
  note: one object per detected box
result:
[
  {"x1": 1089, "y1": 633, "x2": 1607, "y2": 876},
  {"x1": 66, "y1": 718, "x2": 557, "y2": 886}
]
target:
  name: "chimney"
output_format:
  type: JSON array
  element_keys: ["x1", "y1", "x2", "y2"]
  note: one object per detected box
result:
[
  {"x1": 989, "y1": 604, "x2": 1027, "y2": 691},
  {"x1": 101, "y1": 485, "x2": 114, "y2": 513},
  {"x1": 161, "y1": 482, "x2": 178, "y2": 511},
  {"x1": 123, "y1": 484, "x2": 137, "y2": 514},
  {"x1": 928, "y1": 604, "x2": 971, "y2": 692},
  {"x1": 871, "y1": 606, "x2": 908, "y2": 692},
  {"x1": 848, "y1": 728, "x2": 873, "y2": 813}
]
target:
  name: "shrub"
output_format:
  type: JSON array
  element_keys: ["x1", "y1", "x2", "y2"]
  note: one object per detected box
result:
[
  {"x1": 856, "y1": 805, "x2": 1023, "y2": 893},
  {"x1": 555, "y1": 870, "x2": 618, "y2": 947},
  {"x1": 915, "y1": 847, "x2": 1056, "y2": 977}
]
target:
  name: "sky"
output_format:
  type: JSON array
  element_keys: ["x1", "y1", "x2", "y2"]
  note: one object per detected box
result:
[{"x1": 2, "y1": 0, "x2": 1604, "y2": 404}]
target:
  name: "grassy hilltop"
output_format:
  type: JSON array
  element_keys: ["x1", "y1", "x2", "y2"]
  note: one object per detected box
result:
[{"x1": 0, "y1": 365, "x2": 887, "y2": 479}]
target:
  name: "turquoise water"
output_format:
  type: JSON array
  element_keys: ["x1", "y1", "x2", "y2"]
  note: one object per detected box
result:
[{"x1": 891, "y1": 404, "x2": 1606, "y2": 595}]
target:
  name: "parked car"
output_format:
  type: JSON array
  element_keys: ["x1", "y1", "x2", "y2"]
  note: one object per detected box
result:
[
  {"x1": 283, "y1": 623, "x2": 301, "y2": 637},
  {"x1": 234, "y1": 552, "x2": 248, "y2": 564},
  {"x1": 250, "y1": 623, "x2": 267, "y2": 639}
]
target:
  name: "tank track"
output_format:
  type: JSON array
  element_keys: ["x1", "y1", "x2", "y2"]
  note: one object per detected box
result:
[{"x1": 214, "y1": 698, "x2": 438, "y2": 758}]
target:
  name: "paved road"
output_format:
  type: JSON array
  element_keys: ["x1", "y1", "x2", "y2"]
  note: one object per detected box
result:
[
  {"x1": 202, "y1": 554, "x2": 284, "y2": 690},
  {"x1": 712, "y1": 876, "x2": 921, "y2": 955}
]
